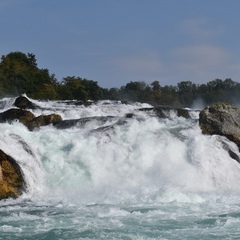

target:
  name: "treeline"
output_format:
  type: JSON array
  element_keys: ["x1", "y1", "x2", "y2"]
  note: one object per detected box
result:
[
  {"x1": 102, "y1": 78, "x2": 240, "y2": 108},
  {"x1": 0, "y1": 51, "x2": 239, "y2": 108}
]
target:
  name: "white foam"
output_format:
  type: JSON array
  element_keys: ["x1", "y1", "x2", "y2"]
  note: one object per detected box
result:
[{"x1": 1, "y1": 98, "x2": 240, "y2": 205}]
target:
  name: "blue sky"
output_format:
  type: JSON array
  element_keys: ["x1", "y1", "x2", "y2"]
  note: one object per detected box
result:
[{"x1": 0, "y1": 0, "x2": 239, "y2": 88}]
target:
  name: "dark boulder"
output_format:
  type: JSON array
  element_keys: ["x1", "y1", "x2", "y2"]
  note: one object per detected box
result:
[
  {"x1": 199, "y1": 103, "x2": 240, "y2": 148},
  {"x1": 27, "y1": 114, "x2": 62, "y2": 130},
  {"x1": 0, "y1": 108, "x2": 35, "y2": 125},
  {"x1": 0, "y1": 149, "x2": 25, "y2": 200},
  {"x1": 0, "y1": 109, "x2": 62, "y2": 130},
  {"x1": 13, "y1": 96, "x2": 37, "y2": 109}
]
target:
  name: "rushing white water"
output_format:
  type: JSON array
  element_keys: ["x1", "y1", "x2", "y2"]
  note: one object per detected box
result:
[{"x1": 1, "y1": 97, "x2": 240, "y2": 239}]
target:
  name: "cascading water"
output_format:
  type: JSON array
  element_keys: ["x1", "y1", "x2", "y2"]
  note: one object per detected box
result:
[{"x1": 1, "y1": 97, "x2": 240, "y2": 239}]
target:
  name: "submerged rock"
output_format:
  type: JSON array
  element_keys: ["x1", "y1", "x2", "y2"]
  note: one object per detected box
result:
[
  {"x1": 0, "y1": 149, "x2": 25, "y2": 200},
  {"x1": 199, "y1": 103, "x2": 240, "y2": 148},
  {"x1": 139, "y1": 106, "x2": 191, "y2": 119},
  {"x1": 54, "y1": 116, "x2": 115, "y2": 129}
]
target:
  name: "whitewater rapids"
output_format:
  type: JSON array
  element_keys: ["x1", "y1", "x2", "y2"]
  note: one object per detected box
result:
[{"x1": 0, "y1": 97, "x2": 240, "y2": 239}]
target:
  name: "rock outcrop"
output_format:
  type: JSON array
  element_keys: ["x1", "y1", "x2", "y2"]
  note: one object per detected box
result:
[
  {"x1": 0, "y1": 149, "x2": 25, "y2": 199},
  {"x1": 199, "y1": 103, "x2": 240, "y2": 148}
]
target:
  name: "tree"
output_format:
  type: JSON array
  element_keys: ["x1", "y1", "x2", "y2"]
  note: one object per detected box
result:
[
  {"x1": 177, "y1": 81, "x2": 197, "y2": 107},
  {"x1": 151, "y1": 80, "x2": 161, "y2": 91},
  {"x1": 101, "y1": 88, "x2": 120, "y2": 100},
  {"x1": 160, "y1": 85, "x2": 180, "y2": 107},
  {"x1": 0, "y1": 51, "x2": 56, "y2": 98},
  {"x1": 81, "y1": 78, "x2": 102, "y2": 100},
  {"x1": 27, "y1": 53, "x2": 37, "y2": 67},
  {"x1": 57, "y1": 76, "x2": 102, "y2": 100},
  {"x1": 120, "y1": 81, "x2": 149, "y2": 102},
  {"x1": 35, "y1": 83, "x2": 59, "y2": 100}
]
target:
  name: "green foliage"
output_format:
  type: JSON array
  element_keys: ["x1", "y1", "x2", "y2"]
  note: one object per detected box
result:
[
  {"x1": 145, "y1": 90, "x2": 161, "y2": 106},
  {"x1": 58, "y1": 76, "x2": 86, "y2": 100},
  {"x1": 1, "y1": 51, "x2": 240, "y2": 107},
  {"x1": 57, "y1": 76, "x2": 102, "y2": 101},
  {"x1": 103, "y1": 79, "x2": 240, "y2": 108},
  {"x1": 35, "y1": 83, "x2": 59, "y2": 100},
  {"x1": 119, "y1": 81, "x2": 150, "y2": 102},
  {"x1": 177, "y1": 81, "x2": 197, "y2": 107},
  {"x1": 0, "y1": 52, "x2": 102, "y2": 101},
  {"x1": 151, "y1": 80, "x2": 161, "y2": 91},
  {"x1": 0, "y1": 51, "x2": 55, "y2": 97},
  {"x1": 101, "y1": 88, "x2": 120, "y2": 100}
]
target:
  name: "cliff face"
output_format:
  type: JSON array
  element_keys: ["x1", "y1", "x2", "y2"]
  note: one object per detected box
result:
[{"x1": 0, "y1": 149, "x2": 25, "y2": 200}]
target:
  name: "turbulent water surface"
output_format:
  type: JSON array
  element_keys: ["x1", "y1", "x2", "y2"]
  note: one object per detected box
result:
[{"x1": 1, "y1": 97, "x2": 240, "y2": 239}]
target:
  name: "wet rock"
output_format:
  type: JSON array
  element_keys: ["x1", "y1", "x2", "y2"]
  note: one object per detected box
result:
[
  {"x1": 0, "y1": 109, "x2": 62, "y2": 130},
  {"x1": 0, "y1": 108, "x2": 35, "y2": 125},
  {"x1": 54, "y1": 116, "x2": 115, "y2": 129},
  {"x1": 125, "y1": 113, "x2": 135, "y2": 118},
  {"x1": 58, "y1": 100, "x2": 95, "y2": 106},
  {"x1": 28, "y1": 114, "x2": 62, "y2": 130},
  {"x1": 139, "y1": 106, "x2": 190, "y2": 119},
  {"x1": 13, "y1": 96, "x2": 37, "y2": 109},
  {"x1": 0, "y1": 149, "x2": 25, "y2": 200},
  {"x1": 199, "y1": 103, "x2": 240, "y2": 148}
]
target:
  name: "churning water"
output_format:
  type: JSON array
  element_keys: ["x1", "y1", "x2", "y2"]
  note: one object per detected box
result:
[{"x1": 0, "y1": 97, "x2": 240, "y2": 239}]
